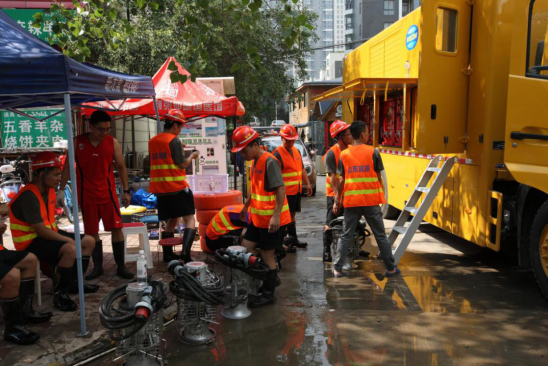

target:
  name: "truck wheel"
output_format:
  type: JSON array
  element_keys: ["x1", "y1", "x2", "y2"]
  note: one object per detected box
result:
[
  {"x1": 530, "y1": 200, "x2": 548, "y2": 298},
  {"x1": 383, "y1": 205, "x2": 401, "y2": 220}
]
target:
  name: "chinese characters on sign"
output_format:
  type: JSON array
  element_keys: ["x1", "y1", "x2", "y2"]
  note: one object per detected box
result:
[
  {"x1": 1, "y1": 109, "x2": 68, "y2": 149},
  {"x1": 3, "y1": 9, "x2": 62, "y2": 43}
]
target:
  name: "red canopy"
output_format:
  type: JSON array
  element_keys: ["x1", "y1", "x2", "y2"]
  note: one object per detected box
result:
[{"x1": 82, "y1": 57, "x2": 245, "y2": 119}]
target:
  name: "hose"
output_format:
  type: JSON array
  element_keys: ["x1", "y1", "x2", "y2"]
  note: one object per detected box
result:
[
  {"x1": 168, "y1": 266, "x2": 224, "y2": 306},
  {"x1": 214, "y1": 249, "x2": 270, "y2": 280},
  {"x1": 99, "y1": 280, "x2": 168, "y2": 341}
]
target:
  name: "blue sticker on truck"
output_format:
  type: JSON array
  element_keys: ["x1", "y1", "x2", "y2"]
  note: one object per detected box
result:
[{"x1": 406, "y1": 25, "x2": 419, "y2": 50}]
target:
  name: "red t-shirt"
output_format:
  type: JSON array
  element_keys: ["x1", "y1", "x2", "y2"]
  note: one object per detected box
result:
[{"x1": 74, "y1": 134, "x2": 118, "y2": 205}]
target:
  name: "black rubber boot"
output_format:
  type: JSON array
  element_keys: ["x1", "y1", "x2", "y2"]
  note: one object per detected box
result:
[
  {"x1": 69, "y1": 256, "x2": 99, "y2": 294},
  {"x1": 249, "y1": 269, "x2": 277, "y2": 307},
  {"x1": 323, "y1": 231, "x2": 332, "y2": 262},
  {"x1": 53, "y1": 266, "x2": 78, "y2": 312},
  {"x1": 288, "y1": 222, "x2": 308, "y2": 248},
  {"x1": 112, "y1": 241, "x2": 135, "y2": 279},
  {"x1": 1, "y1": 297, "x2": 40, "y2": 345},
  {"x1": 85, "y1": 241, "x2": 104, "y2": 280},
  {"x1": 180, "y1": 228, "x2": 196, "y2": 263},
  {"x1": 19, "y1": 278, "x2": 52, "y2": 324},
  {"x1": 161, "y1": 232, "x2": 178, "y2": 263}
]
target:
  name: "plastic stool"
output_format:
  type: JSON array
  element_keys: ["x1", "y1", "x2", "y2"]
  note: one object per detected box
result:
[{"x1": 122, "y1": 223, "x2": 153, "y2": 269}]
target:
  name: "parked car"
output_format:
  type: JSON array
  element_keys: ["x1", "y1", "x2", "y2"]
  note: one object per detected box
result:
[
  {"x1": 259, "y1": 135, "x2": 317, "y2": 196},
  {"x1": 270, "y1": 120, "x2": 286, "y2": 127}
]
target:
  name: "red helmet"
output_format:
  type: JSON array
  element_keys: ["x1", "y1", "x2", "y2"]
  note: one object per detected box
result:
[
  {"x1": 164, "y1": 109, "x2": 186, "y2": 124},
  {"x1": 279, "y1": 124, "x2": 298, "y2": 141},
  {"x1": 231, "y1": 126, "x2": 259, "y2": 152},
  {"x1": 32, "y1": 152, "x2": 63, "y2": 171},
  {"x1": 329, "y1": 120, "x2": 350, "y2": 138}
]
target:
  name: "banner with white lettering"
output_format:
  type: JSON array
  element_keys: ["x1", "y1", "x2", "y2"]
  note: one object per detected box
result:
[{"x1": 1, "y1": 109, "x2": 68, "y2": 149}]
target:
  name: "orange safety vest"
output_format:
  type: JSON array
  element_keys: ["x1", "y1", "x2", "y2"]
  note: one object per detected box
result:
[
  {"x1": 274, "y1": 146, "x2": 303, "y2": 196},
  {"x1": 9, "y1": 184, "x2": 58, "y2": 250},
  {"x1": 340, "y1": 145, "x2": 385, "y2": 208},
  {"x1": 148, "y1": 133, "x2": 189, "y2": 194},
  {"x1": 249, "y1": 152, "x2": 291, "y2": 229},
  {"x1": 323, "y1": 144, "x2": 342, "y2": 197},
  {"x1": 206, "y1": 204, "x2": 246, "y2": 240}
]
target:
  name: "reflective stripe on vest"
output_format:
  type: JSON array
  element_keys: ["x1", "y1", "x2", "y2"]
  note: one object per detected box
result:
[
  {"x1": 148, "y1": 133, "x2": 189, "y2": 194},
  {"x1": 324, "y1": 144, "x2": 342, "y2": 197},
  {"x1": 340, "y1": 145, "x2": 386, "y2": 208},
  {"x1": 206, "y1": 204, "x2": 245, "y2": 241},
  {"x1": 274, "y1": 146, "x2": 303, "y2": 196},
  {"x1": 249, "y1": 153, "x2": 291, "y2": 229},
  {"x1": 9, "y1": 184, "x2": 58, "y2": 250}
]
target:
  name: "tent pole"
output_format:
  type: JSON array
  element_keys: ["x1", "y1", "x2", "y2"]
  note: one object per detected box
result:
[
  {"x1": 63, "y1": 93, "x2": 88, "y2": 337},
  {"x1": 122, "y1": 117, "x2": 126, "y2": 156},
  {"x1": 233, "y1": 116, "x2": 237, "y2": 192},
  {"x1": 152, "y1": 96, "x2": 161, "y2": 125},
  {"x1": 131, "y1": 116, "x2": 136, "y2": 169}
]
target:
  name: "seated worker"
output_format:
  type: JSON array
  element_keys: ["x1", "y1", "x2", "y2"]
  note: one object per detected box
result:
[
  {"x1": 273, "y1": 124, "x2": 312, "y2": 251},
  {"x1": 0, "y1": 221, "x2": 49, "y2": 345},
  {"x1": 232, "y1": 126, "x2": 291, "y2": 307},
  {"x1": 9, "y1": 152, "x2": 99, "y2": 312},
  {"x1": 204, "y1": 204, "x2": 248, "y2": 252}
]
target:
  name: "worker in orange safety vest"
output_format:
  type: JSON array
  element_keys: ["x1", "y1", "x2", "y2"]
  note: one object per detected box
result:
[
  {"x1": 273, "y1": 124, "x2": 312, "y2": 252},
  {"x1": 232, "y1": 126, "x2": 291, "y2": 307},
  {"x1": 332, "y1": 121, "x2": 399, "y2": 278}
]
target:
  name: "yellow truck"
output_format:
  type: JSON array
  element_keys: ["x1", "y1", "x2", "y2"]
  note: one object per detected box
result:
[{"x1": 314, "y1": 0, "x2": 548, "y2": 295}]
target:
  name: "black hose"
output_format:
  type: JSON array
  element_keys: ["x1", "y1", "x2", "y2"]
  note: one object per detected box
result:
[
  {"x1": 99, "y1": 281, "x2": 168, "y2": 341},
  {"x1": 214, "y1": 249, "x2": 269, "y2": 280},
  {"x1": 169, "y1": 269, "x2": 224, "y2": 306}
]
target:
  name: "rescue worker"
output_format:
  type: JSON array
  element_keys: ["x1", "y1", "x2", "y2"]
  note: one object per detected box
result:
[
  {"x1": 10, "y1": 152, "x2": 98, "y2": 311},
  {"x1": 232, "y1": 126, "x2": 291, "y2": 307},
  {"x1": 323, "y1": 121, "x2": 353, "y2": 262},
  {"x1": 333, "y1": 121, "x2": 399, "y2": 278},
  {"x1": 204, "y1": 204, "x2": 248, "y2": 252},
  {"x1": 273, "y1": 124, "x2": 312, "y2": 251},
  {"x1": 0, "y1": 221, "x2": 45, "y2": 345},
  {"x1": 59, "y1": 111, "x2": 134, "y2": 280},
  {"x1": 148, "y1": 109, "x2": 200, "y2": 263}
]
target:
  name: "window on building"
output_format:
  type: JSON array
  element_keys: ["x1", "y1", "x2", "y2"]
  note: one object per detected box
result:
[
  {"x1": 384, "y1": 0, "x2": 395, "y2": 15},
  {"x1": 359, "y1": 24, "x2": 362, "y2": 36},
  {"x1": 526, "y1": 0, "x2": 548, "y2": 78},
  {"x1": 384, "y1": 22, "x2": 393, "y2": 29},
  {"x1": 435, "y1": 7, "x2": 458, "y2": 53},
  {"x1": 346, "y1": 16, "x2": 352, "y2": 30},
  {"x1": 359, "y1": 2, "x2": 361, "y2": 14},
  {"x1": 402, "y1": 0, "x2": 409, "y2": 15}
]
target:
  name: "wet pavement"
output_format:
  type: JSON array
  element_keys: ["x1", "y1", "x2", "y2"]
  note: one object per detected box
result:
[{"x1": 91, "y1": 179, "x2": 547, "y2": 366}]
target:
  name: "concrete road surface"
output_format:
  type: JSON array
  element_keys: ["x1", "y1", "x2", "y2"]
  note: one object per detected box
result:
[{"x1": 91, "y1": 178, "x2": 547, "y2": 366}]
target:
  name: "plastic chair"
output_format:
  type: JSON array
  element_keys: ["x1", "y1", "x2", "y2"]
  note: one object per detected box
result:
[{"x1": 122, "y1": 223, "x2": 153, "y2": 269}]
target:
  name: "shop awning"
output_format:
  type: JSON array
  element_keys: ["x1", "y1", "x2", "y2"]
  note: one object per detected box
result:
[
  {"x1": 81, "y1": 57, "x2": 245, "y2": 119},
  {"x1": 312, "y1": 77, "x2": 418, "y2": 102}
]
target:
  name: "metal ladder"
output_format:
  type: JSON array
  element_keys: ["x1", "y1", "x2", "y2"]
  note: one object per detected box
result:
[{"x1": 389, "y1": 155, "x2": 457, "y2": 264}]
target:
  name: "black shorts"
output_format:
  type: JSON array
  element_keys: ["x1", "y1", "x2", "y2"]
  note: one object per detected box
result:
[
  {"x1": 26, "y1": 230, "x2": 76, "y2": 265},
  {"x1": 287, "y1": 194, "x2": 301, "y2": 214},
  {"x1": 0, "y1": 249, "x2": 29, "y2": 281},
  {"x1": 326, "y1": 196, "x2": 345, "y2": 226},
  {"x1": 205, "y1": 229, "x2": 243, "y2": 252},
  {"x1": 244, "y1": 222, "x2": 286, "y2": 251},
  {"x1": 157, "y1": 188, "x2": 196, "y2": 221}
]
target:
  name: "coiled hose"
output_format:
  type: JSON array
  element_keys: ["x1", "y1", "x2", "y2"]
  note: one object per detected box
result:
[
  {"x1": 169, "y1": 269, "x2": 225, "y2": 306},
  {"x1": 214, "y1": 249, "x2": 270, "y2": 280},
  {"x1": 99, "y1": 280, "x2": 168, "y2": 341}
]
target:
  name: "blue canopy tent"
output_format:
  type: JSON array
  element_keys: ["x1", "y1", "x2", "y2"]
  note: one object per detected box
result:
[{"x1": 0, "y1": 10, "x2": 159, "y2": 336}]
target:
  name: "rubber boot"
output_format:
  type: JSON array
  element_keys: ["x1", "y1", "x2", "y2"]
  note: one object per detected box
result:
[
  {"x1": 249, "y1": 269, "x2": 277, "y2": 307},
  {"x1": 180, "y1": 228, "x2": 196, "y2": 263},
  {"x1": 69, "y1": 256, "x2": 100, "y2": 294},
  {"x1": 53, "y1": 266, "x2": 78, "y2": 312},
  {"x1": 112, "y1": 241, "x2": 135, "y2": 279},
  {"x1": 1, "y1": 297, "x2": 40, "y2": 345},
  {"x1": 85, "y1": 241, "x2": 104, "y2": 280},
  {"x1": 288, "y1": 222, "x2": 307, "y2": 248},
  {"x1": 19, "y1": 278, "x2": 52, "y2": 324},
  {"x1": 161, "y1": 232, "x2": 178, "y2": 263},
  {"x1": 323, "y1": 231, "x2": 332, "y2": 262}
]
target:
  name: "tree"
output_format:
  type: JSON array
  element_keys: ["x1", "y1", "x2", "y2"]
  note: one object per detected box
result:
[{"x1": 35, "y1": 0, "x2": 315, "y2": 122}]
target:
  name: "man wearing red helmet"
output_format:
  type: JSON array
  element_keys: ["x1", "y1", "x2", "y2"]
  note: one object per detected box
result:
[
  {"x1": 232, "y1": 126, "x2": 291, "y2": 307},
  {"x1": 149, "y1": 110, "x2": 200, "y2": 263},
  {"x1": 10, "y1": 152, "x2": 98, "y2": 312},
  {"x1": 322, "y1": 120, "x2": 353, "y2": 262},
  {"x1": 273, "y1": 124, "x2": 312, "y2": 251}
]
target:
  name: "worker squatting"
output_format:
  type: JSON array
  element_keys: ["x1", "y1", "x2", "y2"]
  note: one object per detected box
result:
[{"x1": 0, "y1": 112, "x2": 398, "y2": 346}]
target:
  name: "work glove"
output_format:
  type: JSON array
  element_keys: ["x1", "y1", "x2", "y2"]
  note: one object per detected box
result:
[{"x1": 56, "y1": 189, "x2": 65, "y2": 208}]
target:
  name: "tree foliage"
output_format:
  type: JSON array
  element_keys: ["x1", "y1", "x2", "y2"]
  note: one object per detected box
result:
[{"x1": 35, "y1": 0, "x2": 316, "y2": 121}]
